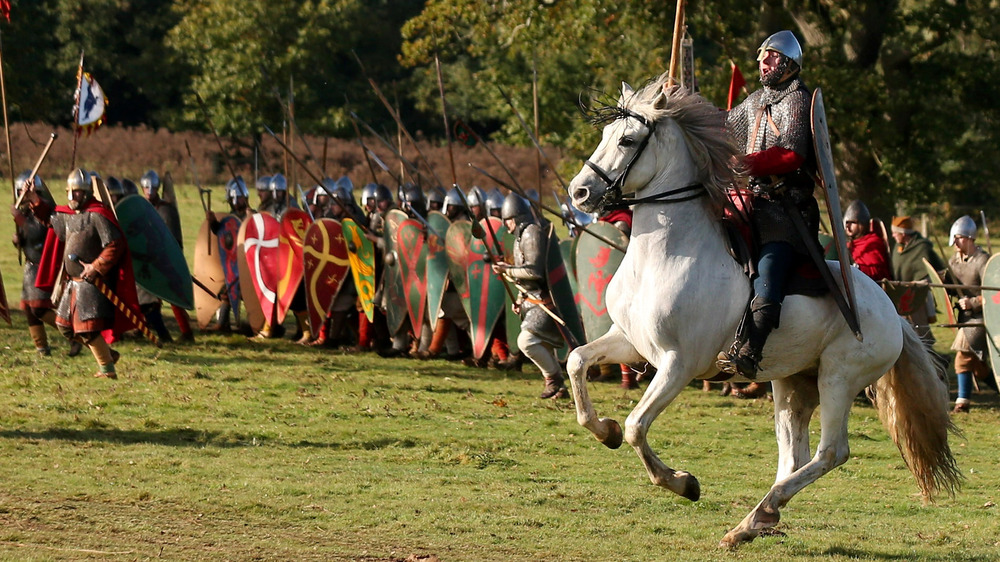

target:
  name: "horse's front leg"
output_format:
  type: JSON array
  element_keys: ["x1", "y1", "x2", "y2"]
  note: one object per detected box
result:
[
  {"x1": 625, "y1": 350, "x2": 701, "y2": 501},
  {"x1": 566, "y1": 324, "x2": 643, "y2": 449}
]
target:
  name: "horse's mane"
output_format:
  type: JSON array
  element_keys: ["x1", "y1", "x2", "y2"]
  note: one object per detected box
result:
[{"x1": 587, "y1": 73, "x2": 740, "y2": 210}]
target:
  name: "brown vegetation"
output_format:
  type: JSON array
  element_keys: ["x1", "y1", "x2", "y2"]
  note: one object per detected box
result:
[{"x1": 4, "y1": 123, "x2": 570, "y2": 197}]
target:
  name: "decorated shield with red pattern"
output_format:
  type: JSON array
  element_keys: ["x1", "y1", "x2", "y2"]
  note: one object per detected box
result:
[
  {"x1": 545, "y1": 224, "x2": 586, "y2": 348},
  {"x1": 980, "y1": 254, "x2": 1000, "y2": 390},
  {"x1": 574, "y1": 221, "x2": 629, "y2": 342},
  {"x1": 383, "y1": 209, "x2": 409, "y2": 335},
  {"x1": 397, "y1": 219, "x2": 429, "y2": 339},
  {"x1": 242, "y1": 212, "x2": 282, "y2": 328},
  {"x1": 303, "y1": 218, "x2": 351, "y2": 335},
  {"x1": 446, "y1": 218, "x2": 506, "y2": 359},
  {"x1": 342, "y1": 218, "x2": 376, "y2": 322},
  {"x1": 276, "y1": 208, "x2": 311, "y2": 324},
  {"x1": 426, "y1": 211, "x2": 451, "y2": 323}
]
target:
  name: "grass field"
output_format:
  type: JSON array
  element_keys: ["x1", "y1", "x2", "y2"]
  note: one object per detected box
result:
[{"x1": 1, "y1": 184, "x2": 999, "y2": 561}]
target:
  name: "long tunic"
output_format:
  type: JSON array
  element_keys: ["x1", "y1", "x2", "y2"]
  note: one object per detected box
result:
[{"x1": 949, "y1": 246, "x2": 989, "y2": 357}]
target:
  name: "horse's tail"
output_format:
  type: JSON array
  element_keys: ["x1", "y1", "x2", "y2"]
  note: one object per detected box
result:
[{"x1": 867, "y1": 318, "x2": 962, "y2": 501}]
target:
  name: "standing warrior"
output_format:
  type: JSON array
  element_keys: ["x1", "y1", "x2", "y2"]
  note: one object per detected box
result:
[
  {"x1": 843, "y1": 200, "x2": 891, "y2": 282},
  {"x1": 889, "y1": 215, "x2": 946, "y2": 342},
  {"x1": 30, "y1": 168, "x2": 139, "y2": 379},
  {"x1": 947, "y1": 216, "x2": 991, "y2": 413},
  {"x1": 716, "y1": 30, "x2": 821, "y2": 380},
  {"x1": 141, "y1": 170, "x2": 195, "y2": 342},
  {"x1": 492, "y1": 193, "x2": 567, "y2": 399},
  {"x1": 10, "y1": 172, "x2": 61, "y2": 356}
]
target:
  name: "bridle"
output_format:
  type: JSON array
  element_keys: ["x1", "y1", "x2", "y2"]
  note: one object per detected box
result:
[{"x1": 584, "y1": 107, "x2": 704, "y2": 211}]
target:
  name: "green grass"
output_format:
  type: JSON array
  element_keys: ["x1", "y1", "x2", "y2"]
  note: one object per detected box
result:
[{"x1": 1, "y1": 185, "x2": 999, "y2": 560}]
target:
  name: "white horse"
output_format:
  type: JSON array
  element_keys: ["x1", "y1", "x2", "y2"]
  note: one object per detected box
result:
[{"x1": 566, "y1": 75, "x2": 960, "y2": 548}]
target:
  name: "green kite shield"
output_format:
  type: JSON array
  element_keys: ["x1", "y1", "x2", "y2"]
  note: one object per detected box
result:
[
  {"x1": 115, "y1": 194, "x2": 194, "y2": 310},
  {"x1": 446, "y1": 220, "x2": 472, "y2": 306},
  {"x1": 383, "y1": 209, "x2": 409, "y2": 335},
  {"x1": 303, "y1": 218, "x2": 351, "y2": 336},
  {"x1": 923, "y1": 257, "x2": 956, "y2": 327},
  {"x1": 342, "y1": 218, "x2": 376, "y2": 322},
  {"x1": 465, "y1": 217, "x2": 506, "y2": 359},
  {"x1": 545, "y1": 224, "x2": 586, "y2": 348},
  {"x1": 574, "y1": 222, "x2": 629, "y2": 342},
  {"x1": 397, "y1": 218, "x2": 429, "y2": 339},
  {"x1": 560, "y1": 238, "x2": 580, "y2": 304},
  {"x1": 277, "y1": 208, "x2": 311, "y2": 325},
  {"x1": 812, "y1": 87, "x2": 861, "y2": 340},
  {"x1": 980, "y1": 254, "x2": 1000, "y2": 390},
  {"x1": 426, "y1": 210, "x2": 451, "y2": 323},
  {"x1": 193, "y1": 212, "x2": 228, "y2": 328}
]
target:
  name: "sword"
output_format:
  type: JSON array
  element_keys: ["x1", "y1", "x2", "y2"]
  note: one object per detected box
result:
[{"x1": 68, "y1": 254, "x2": 162, "y2": 348}]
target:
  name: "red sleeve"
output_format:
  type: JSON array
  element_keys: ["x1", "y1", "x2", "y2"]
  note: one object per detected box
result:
[
  {"x1": 744, "y1": 147, "x2": 804, "y2": 177},
  {"x1": 850, "y1": 234, "x2": 892, "y2": 281}
]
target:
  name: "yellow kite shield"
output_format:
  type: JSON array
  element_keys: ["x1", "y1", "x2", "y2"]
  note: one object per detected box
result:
[{"x1": 342, "y1": 218, "x2": 376, "y2": 322}]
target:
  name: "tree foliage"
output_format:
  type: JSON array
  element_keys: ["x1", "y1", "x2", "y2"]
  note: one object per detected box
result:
[{"x1": 0, "y1": 0, "x2": 996, "y2": 215}]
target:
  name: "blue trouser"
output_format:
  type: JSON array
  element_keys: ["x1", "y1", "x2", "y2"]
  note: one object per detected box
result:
[
  {"x1": 753, "y1": 241, "x2": 795, "y2": 304},
  {"x1": 956, "y1": 372, "x2": 972, "y2": 401}
]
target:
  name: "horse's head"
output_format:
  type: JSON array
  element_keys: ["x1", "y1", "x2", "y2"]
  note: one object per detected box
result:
[
  {"x1": 570, "y1": 77, "x2": 738, "y2": 215},
  {"x1": 570, "y1": 82, "x2": 664, "y2": 214}
]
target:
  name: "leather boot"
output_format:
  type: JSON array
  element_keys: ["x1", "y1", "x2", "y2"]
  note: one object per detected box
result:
[
  {"x1": 716, "y1": 297, "x2": 780, "y2": 379},
  {"x1": 212, "y1": 303, "x2": 231, "y2": 332},
  {"x1": 621, "y1": 366, "x2": 639, "y2": 390},
  {"x1": 540, "y1": 375, "x2": 568, "y2": 399},
  {"x1": 29, "y1": 325, "x2": 51, "y2": 356},
  {"x1": 294, "y1": 311, "x2": 312, "y2": 344}
]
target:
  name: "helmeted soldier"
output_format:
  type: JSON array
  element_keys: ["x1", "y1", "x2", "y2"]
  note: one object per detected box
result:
[
  {"x1": 716, "y1": 30, "x2": 820, "y2": 381},
  {"x1": 121, "y1": 178, "x2": 139, "y2": 196},
  {"x1": 11, "y1": 171, "x2": 63, "y2": 356},
  {"x1": 485, "y1": 188, "x2": 505, "y2": 219},
  {"x1": 443, "y1": 186, "x2": 470, "y2": 221},
  {"x1": 427, "y1": 186, "x2": 446, "y2": 212},
  {"x1": 311, "y1": 182, "x2": 334, "y2": 219},
  {"x1": 843, "y1": 200, "x2": 890, "y2": 282},
  {"x1": 260, "y1": 173, "x2": 290, "y2": 219},
  {"x1": 466, "y1": 186, "x2": 487, "y2": 221},
  {"x1": 492, "y1": 192, "x2": 567, "y2": 399},
  {"x1": 141, "y1": 169, "x2": 195, "y2": 343},
  {"x1": 890, "y1": 215, "x2": 945, "y2": 342},
  {"x1": 400, "y1": 183, "x2": 427, "y2": 220},
  {"x1": 30, "y1": 168, "x2": 140, "y2": 378},
  {"x1": 361, "y1": 183, "x2": 379, "y2": 215},
  {"x1": 105, "y1": 176, "x2": 126, "y2": 206},
  {"x1": 947, "y1": 216, "x2": 991, "y2": 413}
]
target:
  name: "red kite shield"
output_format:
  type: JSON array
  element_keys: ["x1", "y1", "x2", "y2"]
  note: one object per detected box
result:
[
  {"x1": 277, "y1": 208, "x2": 311, "y2": 325},
  {"x1": 812, "y1": 87, "x2": 862, "y2": 341},
  {"x1": 303, "y1": 218, "x2": 351, "y2": 336},
  {"x1": 243, "y1": 213, "x2": 282, "y2": 328},
  {"x1": 396, "y1": 218, "x2": 429, "y2": 339}
]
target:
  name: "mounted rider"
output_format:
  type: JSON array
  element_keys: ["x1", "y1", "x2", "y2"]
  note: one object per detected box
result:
[{"x1": 716, "y1": 30, "x2": 820, "y2": 380}]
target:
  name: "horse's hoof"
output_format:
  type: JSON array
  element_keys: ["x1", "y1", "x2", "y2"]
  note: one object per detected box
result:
[
  {"x1": 719, "y1": 529, "x2": 756, "y2": 549},
  {"x1": 600, "y1": 419, "x2": 623, "y2": 449},
  {"x1": 679, "y1": 472, "x2": 700, "y2": 501}
]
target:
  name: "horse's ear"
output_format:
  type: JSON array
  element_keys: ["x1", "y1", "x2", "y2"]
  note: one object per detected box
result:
[
  {"x1": 619, "y1": 81, "x2": 634, "y2": 104},
  {"x1": 654, "y1": 90, "x2": 668, "y2": 110}
]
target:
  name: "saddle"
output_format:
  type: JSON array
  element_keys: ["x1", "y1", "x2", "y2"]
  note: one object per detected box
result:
[{"x1": 721, "y1": 188, "x2": 828, "y2": 298}]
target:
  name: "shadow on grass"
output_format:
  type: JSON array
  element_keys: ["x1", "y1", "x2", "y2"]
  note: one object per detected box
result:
[
  {"x1": 0, "y1": 428, "x2": 420, "y2": 451},
  {"x1": 819, "y1": 546, "x2": 994, "y2": 561}
]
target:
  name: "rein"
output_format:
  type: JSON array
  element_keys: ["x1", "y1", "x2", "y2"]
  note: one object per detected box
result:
[{"x1": 584, "y1": 107, "x2": 706, "y2": 211}]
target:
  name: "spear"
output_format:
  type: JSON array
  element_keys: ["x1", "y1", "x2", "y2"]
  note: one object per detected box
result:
[
  {"x1": 469, "y1": 163, "x2": 626, "y2": 253},
  {"x1": 666, "y1": 0, "x2": 686, "y2": 88},
  {"x1": 194, "y1": 92, "x2": 240, "y2": 180},
  {"x1": 0, "y1": 32, "x2": 14, "y2": 203},
  {"x1": 13, "y1": 132, "x2": 57, "y2": 209},
  {"x1": 352, "y1": 51, "x2": 443, "y2": 187},
  {"x1": 263, "y1": 125, "x2": 368, "y2": 232},
  {"x1": 496, "y1": 85, "x2": 570, "y2": 196},
  {"x1": 980, "y1": 210, "x2": 991, "y2": 254},
  {"x1": 185, "y1": 140, "x2": 212, "y2": 255},
  {"x1": 434, "y1": 54, "x2": 459, "y2": 188},
  {"x1": 349, "y1": 111, "x2": 428, "y2": 186}
]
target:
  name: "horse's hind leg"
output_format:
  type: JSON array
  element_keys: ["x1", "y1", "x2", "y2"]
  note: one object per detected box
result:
[
  {"x1": 720, "y1": 375, "x2": 855, "y2": 548},
  {"x1": 772, "y1": 374, "x2": 820, "y2": 482},
  {"x1": 625, "y1": 350, "x2": 701, "y2": 501},
  {"x1": 566, "y1": 325, "x2": 643, "y2": 449}
]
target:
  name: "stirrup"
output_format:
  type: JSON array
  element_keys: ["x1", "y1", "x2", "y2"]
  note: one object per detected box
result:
[{"x1": 715, "y1": 350, "x2": 759, "y2": 379}]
